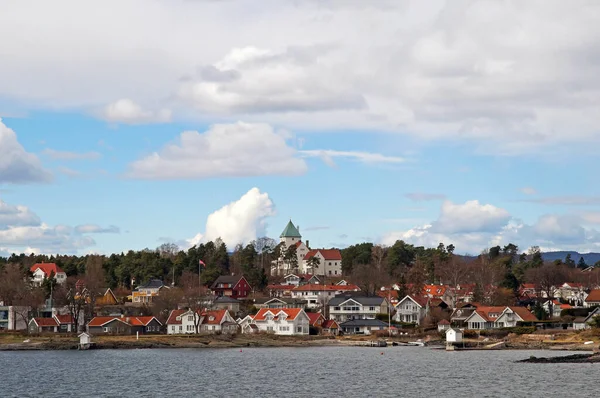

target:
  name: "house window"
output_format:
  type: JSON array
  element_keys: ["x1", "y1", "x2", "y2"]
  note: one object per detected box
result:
[
  {"x1": 369, "y1": 307, "x2": 375, "y2": 311},
  {"x1": 179, "y1": 326, "x2": 183, "y2": 331},
  {"x1": 188, "y1": 316, "x2": 193, "y2": 321},
  {"x1": 328, "y1": 262, "x2": 331, "y2": 265},
  {"x1": 334, "y1": 307, "x2": 340, "y2": 311},
  {"x1": 103, "y1": 327, "x2": 108, "y2": 332},
  {"x1": 297, "y1": 327, "x2": 303, "y2": 333},
  {"x1": 335, "y1": 271, "x2": 338, "y2": 275},
  {"x1": 328, "y1": 271, "x2": 332, "y2": 275}
]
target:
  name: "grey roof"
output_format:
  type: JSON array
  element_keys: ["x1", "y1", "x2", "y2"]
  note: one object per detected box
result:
[
  {"x1": 137, "y1": 279, "x2": 164, "y2": 289},
  {"x1": 211, "y1": 275, "x2": 245, "y2": 289},
  {"x1": 339, "y1": 319, "x2": 389, "y2": 327},
  {"x1": 328, "y1": 295, "x2": 385, "y2": 307},
  {"x1": 214, "y1": 296, "x2": 240, "y2": 303}
]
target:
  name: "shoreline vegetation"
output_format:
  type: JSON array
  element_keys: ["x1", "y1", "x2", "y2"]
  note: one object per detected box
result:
[{"x1": 1, "y1": 331, "x2": 598, "y2": 353}]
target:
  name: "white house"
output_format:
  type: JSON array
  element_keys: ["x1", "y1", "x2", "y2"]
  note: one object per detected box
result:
[
  {"x1": 30, "y1": 263, "x2": 67, "y2": 285},
  {"x1": 242, "y1": 308, "x2": 310, "y2": 335},
  {"x1": 283, "y1": 274, "x2": 321, "y2": 287},
  {"x1": 302, "y1": 249, "x2": 343, "y2": 276},
  {"x1": 557, "y1": 283, "x2": 588, "y2": 306},
  {"x1": 166, "y1": 309, "x2": 237, "y2": 334},
  {"x1": 542, "y1": 300, "x2": 572, "y2": 318},
  {"x1": 394, "y1": 295, "x2": 428, "y2": 324},
  {"x1": 291, "y1": 284, "x2": 361, "y2": 309},
  {"x1": 465, "y1": 306, "x2": 538, "y2": 330},
  {"x1": 328, "y1": 294, "x2": 389, "y2": 322}
]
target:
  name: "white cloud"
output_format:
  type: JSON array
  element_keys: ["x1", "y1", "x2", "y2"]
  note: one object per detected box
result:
[
  {"x1": 0, "y1": 119, "x2": 52, "y2": 184},
  {"x1": 57, "y1": 166, "x2": 83, "y2": 177},
  {"x1": 192, "y1": 187, "x2": 276, "y2": 249},
  {"x1": 2, "y1": 1, "x2": 600, "y2": 152},
  {"x1": 432, "y1": 200, "x2": 511, "y2": 234},
  {"x1": 102, "y1": 99, "x2": 172, "y2": 124},
  {"x1": 0, "y1": 200, "x2": 41, "y2": 228},
  {"x1": 43, "y1": 149, "x2": 102, "y2": 160},
  {"x1": 382, "y1": 200, "x2": 600, "y2": 254},
  {"x1": 127, "y1": 122, "x2": 307, "y2": 180},
  {"x1": 0, "y1": 198, "x2": 118, "y2": 254},
  {"x1": 74, "y1": 224, "x2": 120, "y2": 234},
  {"x1": 300, "y1": 150, "x2": 405, "y2": 167}
]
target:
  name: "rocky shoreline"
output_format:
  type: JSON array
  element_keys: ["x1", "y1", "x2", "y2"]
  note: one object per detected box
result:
[{"x1": 518, "y1": 353, "x2": 600, "y2": 363}]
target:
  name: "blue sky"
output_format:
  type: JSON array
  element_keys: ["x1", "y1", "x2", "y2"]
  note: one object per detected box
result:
[{"x1": 2, "y1": 0, "x2": 600, "y2": 256}]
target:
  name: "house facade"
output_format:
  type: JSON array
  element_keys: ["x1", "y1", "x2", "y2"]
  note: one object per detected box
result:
[
  {"x1": 166, "y1": 309, "x2": 237, "y2": 334},
  {"x1": 394, "y1": 295, "x2": 428, "y2": 324},
  {"x1": 87, "y1": 315, "x2": 162, "y2": 335},
  {"x1": 0, "y1": 306, "x2": 29, "y2": 331},
  {"x1": 302, "y1": 249, "x2": 343, "y2": 277},
  {"x1": 291, "y1": 284, "x2": 361, "y2": 309},
  {"x1": 132, "y1": 279, "x2": 166, "y2": 304},
  {"x1": 211, "y1": 275, "x2": 252, "y2": 300},
  {"x1": 30, "y1": 263, "x2": 67, "y2": 285},
  {"x1": 241, "y1": 308, "x2": 310, "y2": 335},
  {"x1": 328, "y1": 294, "x2": 389, "y2": 322},
  {"x1": 28, "y1": 317, "x2": 59, "y2": 333}
]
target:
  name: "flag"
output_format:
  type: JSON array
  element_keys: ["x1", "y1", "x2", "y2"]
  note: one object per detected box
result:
[{"x1": 199, "y1": 260, "x2": 206, "y2": 267}]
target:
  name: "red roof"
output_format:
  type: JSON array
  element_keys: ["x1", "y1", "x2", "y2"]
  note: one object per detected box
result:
[
  {"x1": 322, "y1": 319, "x2": 339, "y2": 329},
  {"x1": 471, "y1": 306, "x2": 506, "y2": 322},
  {"x1": 586, "y1": 289, "x2": 600, "y2": 302},
  {"x1": 422, "y1": 285, "x2": 448, "y2": 298},
  {"x1": 32, "y1": 317, "x2": 58, "y2": 327},
  {"x1": 438, "y1": 319, "x2": 450, "y2": 325},
  {"x1": 54, "y1": 314, "x2": 73, "y2": 324},
  {"x1": 306, "y1": 312, "x2": 325, "y2": 326},
  {"x1": 202, "y1": 309, "x2": 227, "y2": 325},
  {"x1": 509, "y1": 307, "x2": 538, "y2": 322},
  {"x1": 30, "y1": 263, "x2": 65, "y2": 276},
  {"x1": 88, "y1": 316, "x2": 160, "y2": 327},
  {"x1": 293, "y1": 284, "x2": 359, "y2": 292},
  {"x1": 166, "y1": 309, "x2": 186, "y2": 325},
  {"x1": 303, "y1": 249, "x2": 342, "y2": 261},
  {"x1": 254, "y1": 308, "x2": 304, "y2": 321}
]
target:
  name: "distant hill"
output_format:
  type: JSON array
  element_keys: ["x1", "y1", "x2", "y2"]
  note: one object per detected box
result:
[{"x1": 542, "y1": 251, "x2": 600, "y2": 266}]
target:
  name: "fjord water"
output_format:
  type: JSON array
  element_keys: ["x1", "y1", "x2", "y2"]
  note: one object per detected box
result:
[{"x1": 3, "y1": 347, "x2": 598, "y2": 397}]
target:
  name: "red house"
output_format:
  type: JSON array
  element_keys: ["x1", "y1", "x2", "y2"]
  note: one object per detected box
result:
[{"x1": 211, "y1": 275, "x2": 252, "y2": 300}]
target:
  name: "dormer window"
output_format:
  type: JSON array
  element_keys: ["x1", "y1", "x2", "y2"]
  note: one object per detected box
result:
[
  {"x1": 266, "y1": 315, "x2": 273, "y2": 321},
  {"x1": 209, "y1": 316, "x2": 215, "y2": 321}
]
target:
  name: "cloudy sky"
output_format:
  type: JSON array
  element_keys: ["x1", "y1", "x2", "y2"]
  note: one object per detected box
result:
[{"x1": 2, "y1": 0, "x2": 600, "y2": 256}]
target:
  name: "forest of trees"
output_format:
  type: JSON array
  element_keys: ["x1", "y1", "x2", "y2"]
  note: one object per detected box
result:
[{"x1": 2, "y1": 238, "x2": 600, "y2": 309}]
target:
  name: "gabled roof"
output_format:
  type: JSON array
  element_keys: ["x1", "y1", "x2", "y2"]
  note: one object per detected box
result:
[
  {"x1": 253, "y1": 308, "x2": 305, "y2": 321},
  {"x1": 396, "y1": 295, "x2": 428, "y2": 308},
  {"x1": 322, "y1": 319, "x2": 339, "y2": 329},
  {"x1": 31, "y1": 317, "x2": 59, "y2": 327},
  {"x1": 585, "y1": 289, "x2": 600, "y2": 302},
  {"x1": 280, "y1": 220, "x2": 302, "y2": 238},
  {"x1": 303, "y1": 249, "x2": 342, "y2": 261},
  {"x1": 438, "y1": 319, "x2": 450, "y2": 325},
  {"x1": 30, "y1": 263, "x2": 65, "y2": 276},
  {"x1": 504, "y1": 307, "x2": 538, "y2": 322},
  {"x1": 466, "y1": 306, "x2": 506, "y2": 322},
  {"x1": 211, "y1": 275, "x2": 246, "y2": 289},
  {"x1": 88, "y1": 315, "x2": 162, "y2": 327},
  {"x1": 202, "y1": 309, "x2": 229, "y2": 325},
  {"x1": 166, "y1": 309, "x2": 186, "y2": 325},
  {"x1": 214, "y1": 296, "x2": 240, "y2": 304},
  {"x1": 306, "y1": 312, "x2": 325, "y2": 326},
  {"x1": 422, "y1": 285, "x2": 448, "y2": 297}
]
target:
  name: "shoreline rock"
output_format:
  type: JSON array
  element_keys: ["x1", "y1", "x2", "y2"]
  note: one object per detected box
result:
[{"x1": 518, "y1": 353, "x2": 600, "y2": 363}]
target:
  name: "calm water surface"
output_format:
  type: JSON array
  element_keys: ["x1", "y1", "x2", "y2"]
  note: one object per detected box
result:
[{"x1": 2, "y1": 347, "x2": 599, "y2": 397}]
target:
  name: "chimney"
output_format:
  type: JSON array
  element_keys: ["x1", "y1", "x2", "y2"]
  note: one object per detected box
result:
[
  {"x1": 120, "y1": 314, "x2": 124, "y2": 319},
  {"x1": 306, "y1": 240, "x2": 310, "y2": 249}
]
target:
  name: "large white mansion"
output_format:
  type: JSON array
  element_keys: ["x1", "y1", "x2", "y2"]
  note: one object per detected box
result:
[{"x1": 271, "y1": 220, "x2": 343, "y2": 277}]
